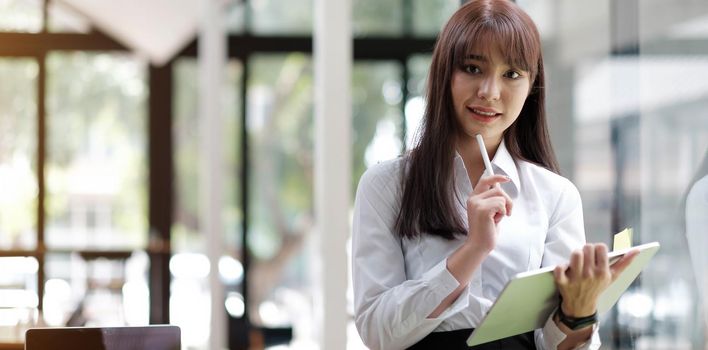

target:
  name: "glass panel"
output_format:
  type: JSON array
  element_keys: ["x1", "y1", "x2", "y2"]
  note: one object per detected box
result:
[
  {"x1": 171, "y1": 57, "x2": 243, "y2": 348},
  {"x1": 572, "y1": 54, "x2": 616, "y2": 247},
  {"x1": 250, "y1": 0, "x2": 312, "y2": 35},
  {"x1": 353, "y1": 0, "x2": 403, "y2": 37},
  {"x1": 523, "y1": 0, "x2": 708, "y2": 347},
  {"x1": 639, "y1": 1, "x2": 708, "y2": 348},
  {"x1": 520, "y1": 0, "x2": 615, "y2": 242},
  {"x1": 347, "y1": 61, "x2": 403, "y2": 349},
  {"x1": 0, "y1": 58, "x2": 38, "y2": 250},
  {"x1": 412, "y1": 0, "x2": 458, "y2": 37},
  {"x1": 516, "y1": 0, "x2": 557, "y2": 39},
  {"x1": 0, "y1": 0, "x2": 42, "y2": 33},
  {"x1": 43, "y1": 251, "x2": 149, "y2": 327},
  {"x1": 247, "y1": 53, "x2": 312, "y2": 343},
  {"x1": 405, "y1": 55, "x2": 431, "y2": 150},
  {"x1": 45, "y1": 52, "x2": 148, "y2": 250},
  {"x1": 351, "y1": 61, "x2": 403, "y2": 193},
  {"x1": 225, "y1": 0, "x2": 246, "y2": 34},
  {"x1": 0, "y1": 257, "x2": 38, "y2": 342},
  {"x1": 172, "y1": 58, "x2": 243, "y2": 256},
  {"x1": 47, "y1": 1, "x2": 91, "y2": 33}
]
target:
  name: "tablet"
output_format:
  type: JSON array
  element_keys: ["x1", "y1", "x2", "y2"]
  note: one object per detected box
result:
[{"x1": 466, "y1": 242, "x2": 660, "y2": 346}]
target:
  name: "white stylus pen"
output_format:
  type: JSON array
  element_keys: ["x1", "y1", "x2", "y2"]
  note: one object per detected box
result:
[{"x1": 475, "y1": 134, "x2": 494, "y2": 177}]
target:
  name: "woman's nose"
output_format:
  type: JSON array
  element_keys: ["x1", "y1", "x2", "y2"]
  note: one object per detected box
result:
[{"x1": 477, "y1": 76, "x2": 501, "y2": 102}]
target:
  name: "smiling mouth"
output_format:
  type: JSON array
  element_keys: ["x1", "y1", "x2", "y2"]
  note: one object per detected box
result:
[{"x1": 471, "y1": 108, "x2": 500, "y2": 117}]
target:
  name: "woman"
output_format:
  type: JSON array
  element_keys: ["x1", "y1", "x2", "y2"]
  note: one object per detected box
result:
[{"x1": 351, "y1": 1, "x2": 637, "y2": 349}]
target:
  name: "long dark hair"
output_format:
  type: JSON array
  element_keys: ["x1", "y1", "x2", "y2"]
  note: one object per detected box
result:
[{"x1": 395, "y1": 0, "x2": 559, "y2": 240}]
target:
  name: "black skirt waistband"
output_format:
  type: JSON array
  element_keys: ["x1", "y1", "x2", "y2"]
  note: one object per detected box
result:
[{"x1": 406, "y1": 328, "x2": 536, "y2": 350}]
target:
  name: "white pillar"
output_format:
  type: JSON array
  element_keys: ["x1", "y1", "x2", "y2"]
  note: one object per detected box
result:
[
  {"x1": 314, "y1": 0, "x2": 351, "y2": 348},
  {"x1": 198, "y1": 0, "x2": 226, "y2": 349}
]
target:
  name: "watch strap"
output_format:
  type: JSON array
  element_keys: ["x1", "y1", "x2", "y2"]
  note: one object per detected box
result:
[{"x1": 556, "y1": 306, "x2": 598, "y2": 330}]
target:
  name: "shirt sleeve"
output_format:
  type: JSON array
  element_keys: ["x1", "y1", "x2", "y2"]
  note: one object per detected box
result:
[
  {"x1": 534, "y1": 308, "x2": 601, "y2": 350},
  {"x1": 540, "y1": 178, "x2": 586, "y2": 266},
  {"x1": 352, "y1": 165, "x2": 471, "y2": 350},
  {"x1": 534, "y1": 179, "x2": 602, "y2": 349}
]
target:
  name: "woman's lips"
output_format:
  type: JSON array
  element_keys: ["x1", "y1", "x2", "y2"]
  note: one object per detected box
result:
[{"x1": 468, "y1": 107, "x2": 501, "y2": 123}]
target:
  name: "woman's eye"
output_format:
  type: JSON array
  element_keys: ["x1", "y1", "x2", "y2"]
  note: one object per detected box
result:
[
  {"x1": 464, "y1": 65, "x2": 481, "y2": 74},
  {"x1": 505, "y1": 71, "x2": 521, "y2": 79}
]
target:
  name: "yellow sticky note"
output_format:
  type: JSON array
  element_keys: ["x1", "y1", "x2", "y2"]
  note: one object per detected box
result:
[{"x1": 613, "y1": 228, "x2": 633, "y2": 251}]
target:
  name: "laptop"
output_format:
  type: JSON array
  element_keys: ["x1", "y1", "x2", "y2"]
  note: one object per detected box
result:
[{"x1": 25, "y1": 325, "x2": 180, "y2": 350}]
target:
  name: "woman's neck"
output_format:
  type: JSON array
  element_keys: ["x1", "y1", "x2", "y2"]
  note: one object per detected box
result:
[{"x1": 456, "y1": 134, "x2": 502, "y2": 187}]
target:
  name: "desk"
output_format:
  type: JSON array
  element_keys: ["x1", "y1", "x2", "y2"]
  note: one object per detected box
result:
[{"x1": 0, "y1": 342, "x2": 23, "y2": 350}]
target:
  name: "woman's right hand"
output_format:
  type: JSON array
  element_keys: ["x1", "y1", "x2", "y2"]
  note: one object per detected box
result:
[
  {"x1": 465, "y1": 175, "x2": 513, "y2": 253},
  {"x1": 432, "y1": 175, "x2": 513, "y2": 319}
]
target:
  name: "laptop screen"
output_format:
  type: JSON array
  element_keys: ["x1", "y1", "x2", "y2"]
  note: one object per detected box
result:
[{"x1": 25, "y1": 325, "x2": 180, "y2": 350}]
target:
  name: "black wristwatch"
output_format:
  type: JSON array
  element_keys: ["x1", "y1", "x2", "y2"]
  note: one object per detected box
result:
[{"x1": 556, "y1": 306, "x2": 598, "y2": 330}]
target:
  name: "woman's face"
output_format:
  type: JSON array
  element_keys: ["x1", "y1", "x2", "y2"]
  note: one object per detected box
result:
[{"x1": 450, "y1": 45, "x2": 531, "y2": 147}]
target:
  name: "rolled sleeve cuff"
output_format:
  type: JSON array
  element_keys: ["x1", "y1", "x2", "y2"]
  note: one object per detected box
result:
[
  {"x1": 541, "y1": 309, "x2": 601, "y2": 350},
  {"x1": 421, "y1": 258, "x2": 470, "y2": 319}
]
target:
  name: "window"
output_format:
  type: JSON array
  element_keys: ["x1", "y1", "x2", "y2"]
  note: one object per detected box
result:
[
  {"x1": 45, "y1": 52, "x2": 147, "y2": 250},
  {"x1": 171, "y1": 57, "x2": 243, "y2": 347},
  {"x1": 43, "y1": 51, "x2": 149, "y2": 328},
  {"x1": 0, "y1": 58, "x2": 38, "y2": 251},
  {"x1": 521, "y1": 0, "x2": 708, "y2": 347},
  {"x1": 246, "y1": 53, "x2": 314, "y2": 329},
  {"x1": 250, "y1": 0, "x2": 313, "y2": 35},
  {"x1": 0, "y1": 0, "x2": 146, "y2": 338},
  {"x1": 0, "y1": 0, "x2": 42, "y2": 33},
  {"x1": 412, "y1": 0, "x2": 460, "y2": 36},
  {"x1": 352, "y1": 61, "x2": 404, "y2": 188},
  {"x1": 353, "y1": 0, "x2": 404, "y2": 36},
  {"x1": 0, "y1": 0, "x2": 445, "y2": 348}
]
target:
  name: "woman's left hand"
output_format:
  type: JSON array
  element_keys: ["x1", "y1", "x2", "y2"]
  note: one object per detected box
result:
[{"x1": 553, "y1": 243, "x2": 639, "y2": 317}]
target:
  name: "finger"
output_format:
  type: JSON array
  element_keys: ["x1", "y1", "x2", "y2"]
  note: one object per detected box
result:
[
  {"x1": 610, "y1": 249, "x2": 639, "y2": 280},
  {"x1": 595, "y1": 243, "x2": 609, "y2": 272},
  {"x1": 500, "y1": 186, "x2": 513, "y2": 216},
  {"x1": 569, "y1": 250, "x2": 583, "y2": 279},
  {"x1": 467, "y1": 196, "x2": 507, "y2": 220},
  {"x1": 476, "y1": 186, "x2": 514, "y2": 217},
  {"x1": 554, "y1": 265, "x2": 568, "y2": 286},
  {"x1": 485, "y1": 197, "x2": 507, "y2": 218},
  {"x1": 474, "y1": 175, "x2": 511, "y2": 194},
  {"x1": 476, "y1": 186, "x2": 508, "y2": 200},
  {"x1": 472, "y1": 198, "x2": 506, "y2": 223},
  {"x1": 493, "y1": 211, "x2": 503, "y2": 224},
  {"x1": 583, "y1": 244, "x2": 595, "y2": 278}
]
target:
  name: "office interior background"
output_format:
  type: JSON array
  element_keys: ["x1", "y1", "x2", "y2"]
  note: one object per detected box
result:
[{"x1": 0, "y1": 0, "x2": 707, "y2": 349}]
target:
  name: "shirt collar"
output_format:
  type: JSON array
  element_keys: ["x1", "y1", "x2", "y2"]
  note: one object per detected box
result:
[{"x1": 491, "y1": 140, "x2": 521, "y2": 197}]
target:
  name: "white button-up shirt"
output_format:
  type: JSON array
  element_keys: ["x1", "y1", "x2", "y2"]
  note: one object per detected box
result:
[{"x1": 352, "y1": 141, "x2": 600, "y2": 350}]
